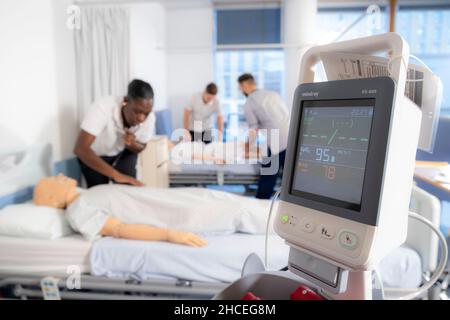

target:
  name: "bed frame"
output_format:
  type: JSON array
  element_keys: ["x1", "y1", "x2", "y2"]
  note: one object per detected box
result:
[
  {"x1": 170, "y1": 171, "x2": 260, "y2": 186},
  {"x1": 0, "y1": 273, "x2": 227, "y2": 300}
]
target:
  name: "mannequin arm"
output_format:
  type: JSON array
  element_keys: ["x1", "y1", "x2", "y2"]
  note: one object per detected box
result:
[{"x1": 100, "y1": 217, "x2": 207, "y2": 247}]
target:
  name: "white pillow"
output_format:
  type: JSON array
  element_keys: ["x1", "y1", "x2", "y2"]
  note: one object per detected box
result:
[{"x1": 0, "y1": 203, "x2": 74, "y2": 239}]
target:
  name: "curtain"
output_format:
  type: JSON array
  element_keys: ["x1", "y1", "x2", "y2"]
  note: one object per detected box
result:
[{"x1": 74, "y1": 6, "x2": 130, "y2": 119}]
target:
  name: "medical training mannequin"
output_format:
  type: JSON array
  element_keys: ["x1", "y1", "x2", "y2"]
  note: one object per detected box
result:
[
  {"x1": 33, "y1": 175, "x2": 207, "y2": 247},
  {"x1": 168, "y1": 140, "x2": 261, "y2": 165}
]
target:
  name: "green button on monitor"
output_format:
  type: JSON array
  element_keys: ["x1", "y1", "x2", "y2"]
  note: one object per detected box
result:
[{"x1": 281, "y1": 215, "x2": 289, "y2": 223}]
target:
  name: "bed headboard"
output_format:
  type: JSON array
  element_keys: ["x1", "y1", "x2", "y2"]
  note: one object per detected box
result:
[{"x1": 0, "y1": 143, "x2": 53, "y2": 207}]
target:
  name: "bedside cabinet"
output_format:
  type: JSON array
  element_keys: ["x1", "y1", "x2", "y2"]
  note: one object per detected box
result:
[{"x1": 138, "y1": 135, "x2": 169, "y2": 188}]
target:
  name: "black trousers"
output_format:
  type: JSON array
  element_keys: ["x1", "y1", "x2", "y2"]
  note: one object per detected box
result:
[
  {"x1": 78, "y1": 149, "x2": 138, "y2": 188},
  {"x1": 189, "y1": 130, "x2": 212, "y2": 144},
  {"x1": 256, "y1": 148, "x2": 286, "y2": 199}
]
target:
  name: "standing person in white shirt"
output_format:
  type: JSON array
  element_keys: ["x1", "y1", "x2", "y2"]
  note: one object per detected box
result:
[
  {"x1": 183, "y1": 83, "x2": 224, "y2": 144},
  {"x1": 74, "y1": 79, "x2": 156, "y2": 188},
  {"x1": 238, "y1": 73, "x2": 290, "y2": 199}
]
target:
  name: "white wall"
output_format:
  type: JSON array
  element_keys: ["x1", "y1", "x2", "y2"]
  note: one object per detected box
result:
[
  {"x1": 130, "y1": 2, "x2": 167, "y2": 111},
  {"x1": 165, "y1": 1, "x2": 215, "y2": 129},
  {"x1": 0, "y1": 0, "x2": 64, "y2": 161}
]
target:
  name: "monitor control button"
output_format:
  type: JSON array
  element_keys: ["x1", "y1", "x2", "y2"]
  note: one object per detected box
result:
[
  {"x1": 319, "y1": 225, "x2": 335, "y2": 240},
  {"x1": 338, "y1": 230, "x2": 359, "y2": 250},
  {"x1": 301, "y1": 219, "x2": 315, "y2": 233},
  {"x1": 289, "y1": 216, "x2": 298, "y2": 226}
]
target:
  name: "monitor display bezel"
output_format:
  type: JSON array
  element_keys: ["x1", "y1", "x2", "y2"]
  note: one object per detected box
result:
[{"x1": 280, "y1": 77, "x2": 395, "y2": 226}]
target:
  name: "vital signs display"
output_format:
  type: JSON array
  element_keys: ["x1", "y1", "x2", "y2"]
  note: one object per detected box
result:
[{"x1": 290, "y1": 99, "x2": 375, "y2": 211}]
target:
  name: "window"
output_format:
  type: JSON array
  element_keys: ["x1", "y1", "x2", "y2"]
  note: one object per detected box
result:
[
  {"x1": 317, "y1": 7, "x2": 388, "y2": 44},
  {"x1": 317, "y1": 5, "x2": 450, "y2": 113},
  {"x1": 396, "y1": 5, "x2": 450, "y2": 113},
  {"x1": 214, "y1": 8, "x2": 285, "y2": 141},
  {"x1": 215, "y1": 50, "x2": 284, "y2": 140}
]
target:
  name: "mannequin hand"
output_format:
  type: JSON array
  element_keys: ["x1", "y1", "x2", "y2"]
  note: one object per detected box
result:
[
  {"x1": 184, "y1": 131, "x2": 192, "y2": 142},
  {"x1": 112, "y1": 171, "x2": 145, "y2": 187},
  {"x1": 167, "y1": 229, "x2": 207, "y2": 247}
]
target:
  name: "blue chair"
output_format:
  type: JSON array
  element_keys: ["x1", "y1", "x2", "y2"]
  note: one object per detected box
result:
[{"x1": 155, "y1": 109, "x2": 173, "y2": 136}]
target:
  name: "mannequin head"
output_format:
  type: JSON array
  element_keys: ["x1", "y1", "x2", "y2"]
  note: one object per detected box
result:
[{"x1": 33, "y1": 174, "x2": 79, "y2": 209}]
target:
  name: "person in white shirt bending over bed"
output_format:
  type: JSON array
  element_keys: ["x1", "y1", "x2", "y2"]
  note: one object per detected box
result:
[
  {"x1": 33, "y1": 175, "x2": 272, "y2": 247},
  {"x1": 74, "y1": 79, "x2": 156, "y2": 188},
  {"x1": 183, "y1": 83, "x2": 224, "y2": 144}
]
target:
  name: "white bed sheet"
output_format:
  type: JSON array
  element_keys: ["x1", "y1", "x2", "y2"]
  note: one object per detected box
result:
[
  {"x1": 0, "y1": 234, "x2": 92, "y2": 275},
  {"x1": 378, "y1": 245, "x2": 422, "y2": 288},
  {"x1": 91, "y1": 233, "x2": 289, "y2": 283},
  {"x1": 91, "y1": 234, "x2": 422, "y2": 288}
]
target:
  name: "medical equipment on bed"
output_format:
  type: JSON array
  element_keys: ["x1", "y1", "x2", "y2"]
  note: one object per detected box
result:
[{"x1": 271, "y1": 32, "x2": 447, "y2": 300}]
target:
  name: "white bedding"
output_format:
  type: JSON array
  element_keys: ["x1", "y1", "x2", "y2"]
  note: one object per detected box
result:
[
  {"x1": 66, "y1": 186, "x2": 275, "y2": 241},
  {"x1": 0, "y1": 234, "x2": 92, "y2": 275},
  {"x1": 90, "y1": 233, "x2": 290, "y2": 283},
  {"x1": 0, "y1": 232, "x2": 422, "y2": 289},
  {"x1": 90, "y1": 235, "x2": 422, "y2": 288}
]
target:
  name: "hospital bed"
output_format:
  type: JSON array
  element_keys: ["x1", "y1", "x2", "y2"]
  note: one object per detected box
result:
[
  {"x1": 169, "y1": 162, "x2": 260, "y2": 186},
  {"x1": 0, "y1": 145, "x2": 443, "y2": 300},
  {"x1": 0, "y1": 189, "x2": 440, "y2": 300},
  {"x1": 138, "y1": 137, "x2": 261, "y2": 188},
  {"x1": 169, "y1": 141, "x2": 261, "y2": 187}
]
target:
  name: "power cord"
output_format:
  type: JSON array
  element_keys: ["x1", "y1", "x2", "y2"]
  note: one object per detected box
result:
[
  {"x1": 387, "y1": 54, "x2": 431, "y2": 83},
  {"x1": 264, "y1": 189, "x2": 281, "y2": 269}
]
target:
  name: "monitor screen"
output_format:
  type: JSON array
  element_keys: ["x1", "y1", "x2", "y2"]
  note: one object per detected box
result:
[{"x1": 290, "y1": 99, "x2": 375, "y2": 211}]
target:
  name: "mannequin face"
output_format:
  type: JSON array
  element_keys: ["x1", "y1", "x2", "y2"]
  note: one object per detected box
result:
[{"x1": 33, "y1": 175, "x2": 79, "y2": 209}]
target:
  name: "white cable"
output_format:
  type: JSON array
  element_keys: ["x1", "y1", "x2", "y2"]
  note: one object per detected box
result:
[
  {"x1": 264, "y1": 189, "x2": 281, "y2": 269},
  {"x1": 409, "y1": 54, "x2": 433, "y2": 73},
  {"x1": 391, "y1": 212, "x2": 448, "y2": 300},
  {"x1": 387, "y1": 54, "x2": 430, "y2": 83}
]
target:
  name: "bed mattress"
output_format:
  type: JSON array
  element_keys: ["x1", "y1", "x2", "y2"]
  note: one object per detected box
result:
[
  {"x1": 0, "y1": 233, "x2": 422, "y2": 289},
  {"x1": 0, "y1": 234, "x2": 92, "y2": 275},
  {"x1": 90, "y1": 234, "x2": 422, "y2": 288},
  {"x1": 90, "y1": 233, "x2": 289, "y2": 283}
]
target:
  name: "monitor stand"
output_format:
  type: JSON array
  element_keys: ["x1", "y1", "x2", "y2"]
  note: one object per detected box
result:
[
  {"x1": 321, "y1": 270, "x2": 373, "y2": 300},
  {"x1": 288, "y1": 246, "x2": 379, "y2": 300}
]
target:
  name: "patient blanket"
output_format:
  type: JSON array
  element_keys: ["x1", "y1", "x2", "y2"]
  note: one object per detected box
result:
[{"x1": 66, "y1": 185, "x2": 274, "y2": 241}]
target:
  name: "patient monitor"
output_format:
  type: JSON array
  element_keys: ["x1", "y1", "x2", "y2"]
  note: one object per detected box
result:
[{"x1": 274, "y1": 33, "x2": 431, "y2": 299}]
